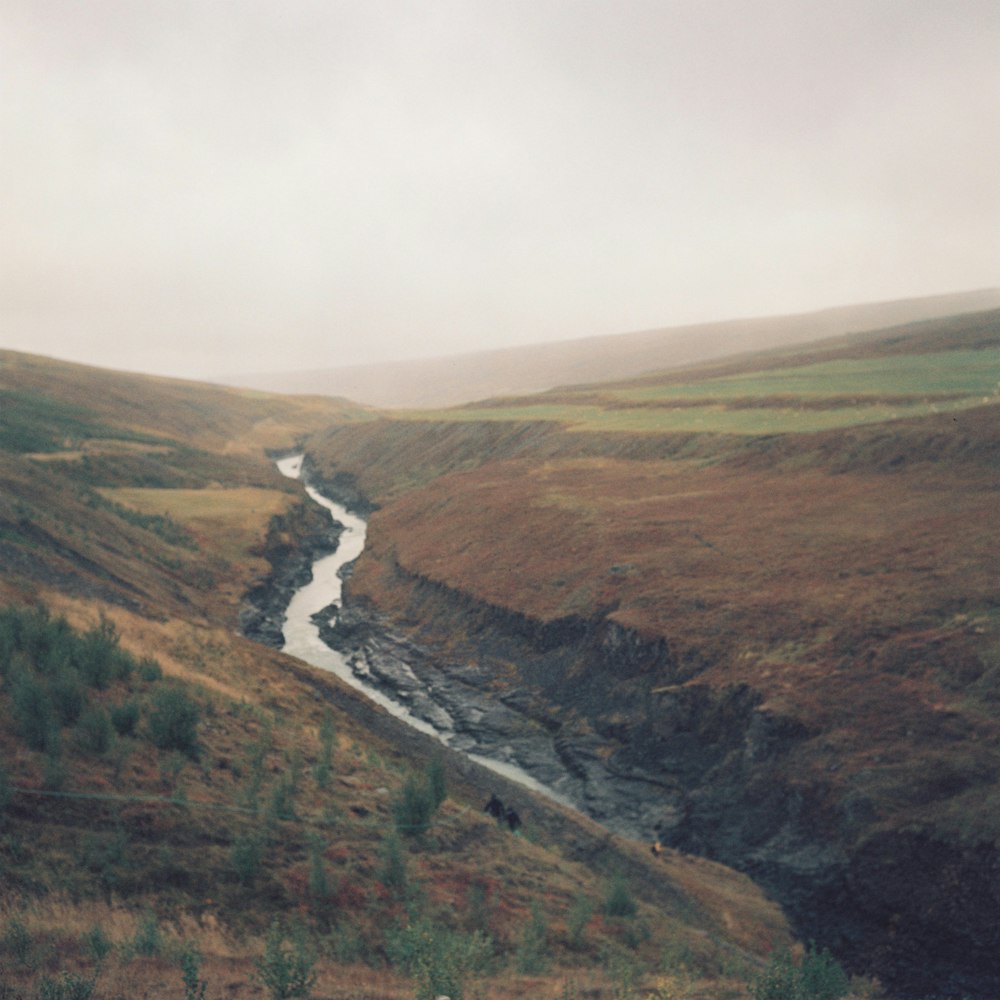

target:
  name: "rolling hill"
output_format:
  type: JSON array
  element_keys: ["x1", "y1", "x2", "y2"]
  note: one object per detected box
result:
[
  {"x1": 302, "y1": 306, "x2": 1000, "y2": 997},
  {"x1": 225, "y1": 288, "x2": 1000, "y2": 408},
  {"x1": 0, "y1": 349, "x2": 797, "y2": 999}
]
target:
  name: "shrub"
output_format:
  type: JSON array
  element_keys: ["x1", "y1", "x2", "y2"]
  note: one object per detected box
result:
[
  {"x1": 751, "y1": 945, "x2": 850, "y2": 1000},
  {"x1": 515, "y1": 902, "x2": 549, "y2": 975},
  {"x1": 393, "y1": 775, "x2": 435, "y2": 838},
  {"x1": 426, "y1": 754, "x2": 447, "y2": 809},
  {"x1": 76, "y1": 706, "x2": 112, "y2": 755},
  {"x1": 1, "y1": 916, "x2": 35, "y2": 969},
  {"x1": 131, "y1": 911, "x2": 163, "y2": 958},
  {"x1": 799, "y1": 944, "x2": 851, "y2": 1000},
  {"x1": 307, "y1": 836, "x2": 330, "y2": 902},
  {"x1": 254, "y1": 920, "x2": 316, "y2": 1000},
  {"x1": 386, "y1": 919, "x2": 492, "y2": 1000},
  {"x1": 11, "y1": 672, "x2": 57, "y2": 751},
  {"x1": 110, "y1": 700, "x2": 140, "y2": 737},
  {"x1": 230, "y1": 831, "x2": 266, "y2": 886},
  {"x1": 147, "y1": 686, "x2": 200, "y2": 758},
  {"x1": 49, "y1": 668, "x2": 85, "y2": 726},
  {"x1": 603, "y1": 874, "x2": 637, "y2": 918},
  {"x1": 267, "y1": 774, "x2": 298, "y2": 823},
  {"x1": 74, "y1": 618, "x2": 120, "y2": 689},
  {"x1": 566, "y1": 893, "x2": 593, "y2": 950},
  {"x1": 138, "y1": 657, "x2": 163, "y2": 682},
  {"x1": 179, "y1": 940, "x2": 208, "y2": 1000},
  {"x1": 378, "y1": 829, "x2": 408, "y2": 897},
  {"x1": 83, "y1": 925, "x2": 114, "y2": 965},
  {"x1": 36, "y1": 972, "x2": 97, "y2": 1000}
]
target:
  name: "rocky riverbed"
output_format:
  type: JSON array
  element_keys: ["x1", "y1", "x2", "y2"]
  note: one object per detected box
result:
[{"x1": 241, "y1": 463, "x2": 1000, "y2": 998}]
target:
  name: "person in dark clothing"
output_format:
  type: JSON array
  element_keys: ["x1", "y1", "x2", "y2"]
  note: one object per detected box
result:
[
  {"x1": 484, "y1": 793, "x2": 505, "y2": 822},
  {"x1": 505, "y1": 805, "x2": 522, "y2": 834}
]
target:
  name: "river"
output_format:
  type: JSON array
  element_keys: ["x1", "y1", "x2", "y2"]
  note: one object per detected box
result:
[{"x1": 275, "y1": 454, "x2": 572, "y2": 804}]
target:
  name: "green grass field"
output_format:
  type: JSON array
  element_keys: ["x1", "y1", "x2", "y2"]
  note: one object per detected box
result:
[{"x1": 396, "y1": 349, "x2": 1000, "y2": 435}]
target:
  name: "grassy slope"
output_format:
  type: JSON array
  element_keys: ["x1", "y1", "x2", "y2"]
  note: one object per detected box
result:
[
  {"x1": 0, "y1": 351, "x2": 791, "y2": 999},
  {"x1": 305, "y1": 308, "x2": 1000, "y2": 989}
]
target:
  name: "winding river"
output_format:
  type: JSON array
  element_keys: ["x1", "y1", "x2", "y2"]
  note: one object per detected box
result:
[{"x1": 275, "y1": 454, "x2": 571, "y2": 803}]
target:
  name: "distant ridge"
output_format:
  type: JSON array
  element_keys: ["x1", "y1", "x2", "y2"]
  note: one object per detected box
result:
[{"x1": 226, "y1": 288, "x2": 1000, "y2": 408}]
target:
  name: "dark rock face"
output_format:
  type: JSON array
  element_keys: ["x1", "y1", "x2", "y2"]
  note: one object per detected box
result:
[
  {"x1": 238, "y1": 500, "x2": 343, "y2": 648},
  {"x1": 328, "y1": 566, "x2": 1000, "y2": 999},
  {"x1": 239, "y1": 480, "x2": 1000, "y2": 998}
]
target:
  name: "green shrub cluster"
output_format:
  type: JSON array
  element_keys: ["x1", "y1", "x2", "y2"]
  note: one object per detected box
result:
[
  {"x1": 392, "y1": 756, "x2": 447, "y2": 838},
  {"x1": 0, "y1": 604, "x2": 197, "y2": 765},
  {"x1": 83, "y1": 491, "x2": 197, "y2": 550},
  {"x1": 751, "y1": 945, "x2": 851, "y2": 1000}
]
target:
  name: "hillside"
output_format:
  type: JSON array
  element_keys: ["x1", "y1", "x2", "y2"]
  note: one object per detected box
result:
[
  {"x1": 225, "y1": 288, "x2": 1000, "y2": 408},
  {"x1": 0, "y1": 350, "x2": 798, "y2": 999},
  {"x1": 304, "y1": 307, "x2": 1000, "y2": 997}
]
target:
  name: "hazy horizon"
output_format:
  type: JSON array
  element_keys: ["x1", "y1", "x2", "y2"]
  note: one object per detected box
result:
[{"x1": 2, "y1": 1, "x2": 998, "y2": 381}]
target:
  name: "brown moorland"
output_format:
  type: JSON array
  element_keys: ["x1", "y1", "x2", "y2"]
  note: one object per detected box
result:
[
  {"x1": 304, "y1": 308, "x2": 1000, "y2": 996},
  {"x1": 0, "y1": 349, "x2": 800, "y2": 999}
]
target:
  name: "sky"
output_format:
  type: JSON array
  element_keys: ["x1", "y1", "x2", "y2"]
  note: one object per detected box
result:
[{"x1": 1, "y1": 0, "x2": 998, "y2": 381}]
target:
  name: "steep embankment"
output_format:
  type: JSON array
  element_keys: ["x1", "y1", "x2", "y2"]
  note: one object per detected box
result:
[{"x1": 306, "y1": 310, "x2": 1000, "y2": 997}]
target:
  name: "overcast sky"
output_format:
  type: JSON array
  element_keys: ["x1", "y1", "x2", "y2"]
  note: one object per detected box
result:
[{"x1": 2, "y1": 1, "x2": 998, "y2": 380}]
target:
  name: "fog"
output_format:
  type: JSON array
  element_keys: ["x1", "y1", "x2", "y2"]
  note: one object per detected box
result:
[{"x1": 1, "y1": 1, "x2": 998, "y2": 380}]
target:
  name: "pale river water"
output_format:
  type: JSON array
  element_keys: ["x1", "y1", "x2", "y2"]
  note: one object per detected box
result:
[{"x1": 275, "y1": 454, "x2": 569, "y2": 803}]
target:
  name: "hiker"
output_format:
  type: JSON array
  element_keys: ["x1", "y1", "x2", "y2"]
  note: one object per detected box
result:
[
  {"x1": 505, "y1": 805, "x2": 522, "y2": 834},
  {"x1": 484, "y1": 792, "x2": 505, "y2": 822}
]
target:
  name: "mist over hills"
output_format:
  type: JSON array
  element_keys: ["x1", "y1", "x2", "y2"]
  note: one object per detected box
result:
[{"x1": 226, "y1": 288, "x2": 1000, "y2": 408}]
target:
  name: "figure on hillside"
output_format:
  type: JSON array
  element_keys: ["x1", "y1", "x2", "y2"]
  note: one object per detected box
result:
[
  {"x1": 650, "y1": 840, "x2": 663, "y2": 858},
  {"x1": 484, "y1": 793, "x2": 505, "y2": 822},
  {"x1": 505, "y1": 805, "x2": 522, "y2": 834}
]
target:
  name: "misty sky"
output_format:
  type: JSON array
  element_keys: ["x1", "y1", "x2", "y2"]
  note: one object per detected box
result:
[{"x1": 2, "y1": 1, "x2": 998, "y2": 381}]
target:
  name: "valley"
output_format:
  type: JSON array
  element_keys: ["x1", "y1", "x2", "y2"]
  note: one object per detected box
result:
[
  {"x1": 1, "y1": 304, "x2": 998, "y2": 998},
  {"x1": 0, "y1": 348, "x2": 796, "y2": 999},
  {"x1": 298, "y1": 307, "x2": 1000, "y2": 998}
]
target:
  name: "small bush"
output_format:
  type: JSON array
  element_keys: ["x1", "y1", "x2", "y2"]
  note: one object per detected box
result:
[
  {"x1": 147, "y1": 686, "x2": 200, "y2": 758},
  {"x1": 11, "y1": 673, "x2": 57, "y2": 751},
  {"x1": 131, "y1": 911, "x2": 162, "y2": 958},
  {"x1": 76, "y1": 706, "x2": 112, "y2": 755},
  {"x1": 83, "y1": 925, "x2": 113, "y2": 965},
  {"x1": 566, "y1": 893, "x2": 593, "y2": 950},
  {"x1": 75, "y1": 618, "x2": 120, "y2": 690},
  {"x1": 179, "y1": 940, "x2": 208, "y2": 1000},
  {"x1": 267, "y1": 774, "x2": 298, "y2": 823},
  {"x1": 426, "y1": 754, "x2": 447, "y2": 809},
  {"x1": 110, "y1": 700, "x2": 140, "y2": 736},
  {"x1": 49, "y1": 668, "x2": 85, "y2": 727},
  {"x1": 603, "y1": 874, "x2": 637, "y2": 918},
  {"x1": 36, "y1": 972, "x2": 97, "y2": 1000},
  {"x1": 231, "y1": 831, "x2": 266, "y2": 886},
  {"x1": 799, "y1": 944, "x2": 852, "y2": 1000},
  {"x1": 393, "y1": 775, "x2": 435, "y2": 838},
  {"x1": 138, "y1": 658, "x2": 163, "y2": 682},
  {"x1": 751, "y1": 945, "x2": 851, "y2": 1000},
  {"x1": 378, "y1": 829, "x2": 408, "y2": 897},
  {"x1": 515, "y1": 902, "x2": 549, "y2": 975},
  {"x1": 386, "y1": 919, "x2": 492, "y2": 1000},
  {"x1": 1, "y1": 916, "x2": 35, "y2": 968},
  {"x1": 307, "y1": 837, "x2": 330, "y2": 902},
  {"x1": 254, "y1": 920, "x2": 316, "y2": 1000}
]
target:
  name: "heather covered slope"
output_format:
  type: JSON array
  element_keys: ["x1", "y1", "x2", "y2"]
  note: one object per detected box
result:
[
  {"x1": 0, "y1": 350, "x2": 793, "y2": 999},
  {"x1": 305, "y1": 308, "x2": 1000, "y2": 996}
]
